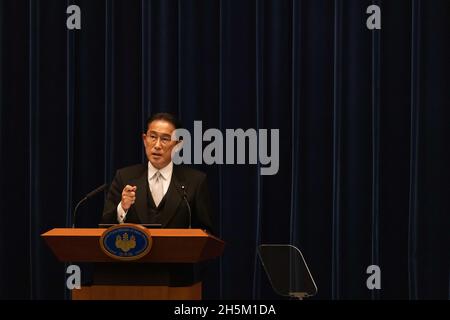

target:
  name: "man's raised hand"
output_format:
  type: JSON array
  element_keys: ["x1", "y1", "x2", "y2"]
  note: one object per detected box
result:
[{"x1": 121, "y1": 185, "x2": 137, "y2": 211}]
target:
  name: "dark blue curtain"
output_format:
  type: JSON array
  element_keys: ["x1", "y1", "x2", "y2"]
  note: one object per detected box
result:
[{"x1": 0, "y1": 0, "x2": 449, "y2": 300}]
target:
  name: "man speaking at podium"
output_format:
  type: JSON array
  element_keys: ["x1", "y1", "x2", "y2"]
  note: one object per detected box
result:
[{"x1": 101, "y1": 113, "x2": 214, "y2": 234}]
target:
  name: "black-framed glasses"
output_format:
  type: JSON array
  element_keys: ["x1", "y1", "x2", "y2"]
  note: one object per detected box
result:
[{"x1": 145, "y1": 132, "x2": 172, "y2": 146}]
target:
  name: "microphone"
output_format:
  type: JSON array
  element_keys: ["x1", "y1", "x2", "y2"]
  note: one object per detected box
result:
[
  {"x1": 72, "y1": 183, "x2": 108, "y2": 228},
  {"x1": 180, "y1": 184, "x2": 192, "y2": 229}
]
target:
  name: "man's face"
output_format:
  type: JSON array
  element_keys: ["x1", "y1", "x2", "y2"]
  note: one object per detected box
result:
[{"x1": 143, "y1": 120, "x2": 178, "y2": 169}]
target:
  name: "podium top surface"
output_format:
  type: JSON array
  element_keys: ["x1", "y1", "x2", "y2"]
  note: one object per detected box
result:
[
  {"x1": 41, "y1": 228, "x2": 225, "y2": 263},
  {"x1": 42, "y1": 228, "x2": 216, "y2": 238}
]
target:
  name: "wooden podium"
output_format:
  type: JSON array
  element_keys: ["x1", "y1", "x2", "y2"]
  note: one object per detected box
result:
[{"x1": 41, "y1": 228, "x2": 225, "y2": 300}]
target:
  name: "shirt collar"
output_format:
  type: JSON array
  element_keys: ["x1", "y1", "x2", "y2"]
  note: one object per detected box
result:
[{"x1": 148, "y1": 161, "x2": 173, "y2": 180}]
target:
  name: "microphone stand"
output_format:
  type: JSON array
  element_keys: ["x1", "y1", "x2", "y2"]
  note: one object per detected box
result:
[
  {"x1": 72, "y1": 183, "x2": 108, "y2": 228},
  {"x1": 181, "y1": 185, "x2": 191, "y2": 229},
  {"x1": 72, "y1": 197, "x2": 88, "y2": 228}
]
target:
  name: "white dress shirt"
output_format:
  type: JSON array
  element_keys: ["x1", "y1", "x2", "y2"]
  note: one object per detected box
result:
[{"x1": 117, "y1": 161, "x2": 173, "y2": 223}]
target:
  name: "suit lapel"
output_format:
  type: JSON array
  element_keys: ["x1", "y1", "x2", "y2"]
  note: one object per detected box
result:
[
  {"x1": 130, "y1": 168, "x2": 149, "y2": 224},
  {"x1": 158, "y1": 166, "x2": 184, "y2": 227}
]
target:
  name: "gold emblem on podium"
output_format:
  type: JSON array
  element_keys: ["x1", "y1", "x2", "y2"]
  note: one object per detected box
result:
[
  {"x1": 115, "y1": 233, "x2": 136, "y2": 252},
  {"x1": 99, "y1": 224, "x2": 152, "y2": 261}
]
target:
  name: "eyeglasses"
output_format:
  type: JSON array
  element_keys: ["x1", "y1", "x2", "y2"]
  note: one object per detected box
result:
[{"x1": 145, "y1": 132, "x2": 173, "y2": 146}]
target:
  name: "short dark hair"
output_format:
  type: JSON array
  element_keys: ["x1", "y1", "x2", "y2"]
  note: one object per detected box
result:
[{"x1": 145, "y1": 113, "x2": 182, "y2": 132}]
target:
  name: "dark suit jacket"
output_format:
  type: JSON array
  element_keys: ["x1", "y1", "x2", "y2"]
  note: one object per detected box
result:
[{"x1": 102, "y1": 163, "x2": 214, "y2": 233}]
